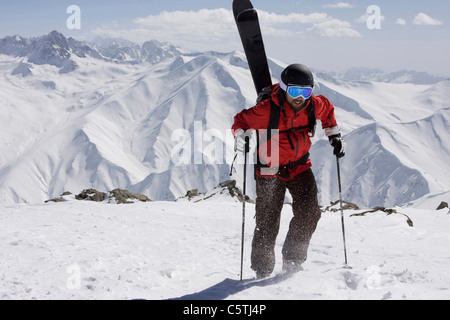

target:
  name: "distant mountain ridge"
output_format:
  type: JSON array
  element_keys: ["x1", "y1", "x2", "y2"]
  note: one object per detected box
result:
[
  {"x1": 0, "y1": 30, "x2": 184, "y2": 73},
  {"x1": 326, "y1": 66, "x2": 447, "y2": 85},
  {"x1": 1, "y1": 31, "x2": 446, "y2": 84}
]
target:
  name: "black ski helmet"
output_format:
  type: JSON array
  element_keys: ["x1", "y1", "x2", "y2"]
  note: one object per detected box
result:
[{"x1": 280, "y1": 64, "x2": 314, "y2": 90}]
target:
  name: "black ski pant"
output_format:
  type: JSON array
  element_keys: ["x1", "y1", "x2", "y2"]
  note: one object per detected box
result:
[{"x1": 251, "y1": 168, "x2": 321, "y2": 275}]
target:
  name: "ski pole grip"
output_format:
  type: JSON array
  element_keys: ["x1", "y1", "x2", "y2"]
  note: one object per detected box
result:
[{"x1": 244, "y1": 136, "x2": 250, "y2": 153}]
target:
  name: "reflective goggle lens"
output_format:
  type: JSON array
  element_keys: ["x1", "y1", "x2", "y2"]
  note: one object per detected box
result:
[{"x1": 287, "y1": 86, "x2": 313, "y2": 99}]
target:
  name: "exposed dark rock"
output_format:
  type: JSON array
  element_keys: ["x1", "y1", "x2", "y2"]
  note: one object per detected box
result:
[
  {"x1": 436, "y1": 201, "x2": 448, "y2": 210},
  {"x1": 108, "y1": 188, "x2": 151, "y2": 204},
  {"x1": 75, "y1": 189, "x2": 106, "y2": 202}
]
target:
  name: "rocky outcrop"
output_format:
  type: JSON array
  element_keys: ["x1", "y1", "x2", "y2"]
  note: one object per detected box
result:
[
  {"x1": 350, "y1": 206, "x2": 414, "y2": 227},
  {"x1": 108, "y1": 188, "x2": 151, "y2": 204},
  {"x1": 436, "y1": 201, "x2": 448, "y2": 210},
  {"x1": 45, "y1": 189, "x2": 151, "y2": 204},
  {"x1": 181, "y1": 180, "x2": 254, "y2": 204}
]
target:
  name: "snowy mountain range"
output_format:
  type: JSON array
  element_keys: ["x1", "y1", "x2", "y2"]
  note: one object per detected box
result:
[
  {"x1": 326, "y1": 67, "x2": 447, "y2": 85},
  {"x1": 0, "y1": 31, "x2": 449, "y2": 208},
  {"x1": 0, "y1": 30, "x2": 184, "y2": 72},
  {"x1": 2, "y1": 30, "x2": 445, "y2": 83}
]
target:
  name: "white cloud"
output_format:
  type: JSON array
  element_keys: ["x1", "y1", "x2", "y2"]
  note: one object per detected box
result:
[
  {"x1": 93, "y1": 9, "x2": 238, "y2": 52},
  {"x1": 91, "y1": 8, "x2": 361, "y2": 52},
  {"x1": 259, "y1": 11, "x2": 361, "y2": 38},
  {"x1": 308, "y1": 18, "x2": 361, "y2": 38},
  {"x1": 323, "y1": 2, "x2": 354, "y2": 9},
  {"x1": 396, "y1": 18, "x2": 407, "y2": 26},
  {"x1": 133, "y1": 9, "x2": 236, "y2": 43},
  {"x1": 259, "y1": 11, "x2": 329, "y2": 26},
  {"x1": 356, "y1": 13, "x2": 385, "y2": 24},
  {"x1": 413, "y1": 13, "x2": 442, "y2": 26}
]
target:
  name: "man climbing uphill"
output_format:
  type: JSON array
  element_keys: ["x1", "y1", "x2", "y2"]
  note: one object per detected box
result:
[{"x1": 232, "y1": 64, "x2": 346, "y2": 279}]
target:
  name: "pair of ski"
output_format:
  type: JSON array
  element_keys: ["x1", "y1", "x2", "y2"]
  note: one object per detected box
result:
[{"x1": 233, "y1": 0, "x2": 272, "y2": 95}]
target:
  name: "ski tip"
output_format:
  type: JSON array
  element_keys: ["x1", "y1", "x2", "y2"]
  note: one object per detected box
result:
[
  {"x1": 235, "y1": 8, "x2": 258, "y2": 23},
  {"x1": 233, "y1": 0, "x2": 255, "y2": 17}
]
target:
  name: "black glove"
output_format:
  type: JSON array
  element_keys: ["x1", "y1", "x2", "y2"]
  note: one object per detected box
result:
[{"x1": 329, "y1": 134, "x2": 346, "y2": 158}]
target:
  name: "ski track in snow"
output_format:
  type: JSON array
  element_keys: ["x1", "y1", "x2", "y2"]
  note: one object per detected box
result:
[{"x1": 1, "y1": 196, "x2": 449, "y2": 300}]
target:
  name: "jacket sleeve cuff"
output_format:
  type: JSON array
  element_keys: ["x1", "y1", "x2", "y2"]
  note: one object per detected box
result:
[
  {"x1": 233, "y1": 129, "x2": 244, "y2": 138},
  {"x1": 325, "y1": 126, "x2": 341, "y2": 137}
]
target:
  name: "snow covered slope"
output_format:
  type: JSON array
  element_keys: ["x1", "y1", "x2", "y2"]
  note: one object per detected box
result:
[
  {"x1": 0, "y1": 32, "x2": 449, "y2": 208},
  {"x1": 312, "y1": 79, "x2": 450, "y2": 207},
  {"x1": 0, "y1": 196, "x2": 449, "y2": 300}
]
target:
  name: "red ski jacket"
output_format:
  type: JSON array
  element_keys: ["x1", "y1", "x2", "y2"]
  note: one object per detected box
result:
[{"x1": 232, "y1": 84, "x2": 339, "y2": 181}]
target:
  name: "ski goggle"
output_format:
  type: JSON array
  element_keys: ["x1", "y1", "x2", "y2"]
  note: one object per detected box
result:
[{"x1": 287, "y1": 86, "x2": 313, "y2": 99}]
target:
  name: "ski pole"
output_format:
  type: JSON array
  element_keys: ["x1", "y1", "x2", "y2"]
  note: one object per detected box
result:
[
  {"x1": 240, "y1": 136, "x2": 250, "y2": 281},
  {"x1": 336, "y1": 156, "x2": 349, "y2": 267}
]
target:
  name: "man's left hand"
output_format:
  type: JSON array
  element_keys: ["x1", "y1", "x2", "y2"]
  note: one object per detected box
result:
[{"x1": 329, "y1": 134, "x2": 346, "y2": 158}]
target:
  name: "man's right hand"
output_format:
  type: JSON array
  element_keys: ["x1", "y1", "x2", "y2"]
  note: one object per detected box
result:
[{"x1": 234, "y1": 129, "x2": 247, "y2": 153}]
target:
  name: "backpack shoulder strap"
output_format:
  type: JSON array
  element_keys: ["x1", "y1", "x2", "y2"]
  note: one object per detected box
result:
[
  {"x1": 307, "y1": 97, "x2": 317, "y2": 137},
  {"x1": 268, "y1": 99, "x2": 280, "y2": 132}
]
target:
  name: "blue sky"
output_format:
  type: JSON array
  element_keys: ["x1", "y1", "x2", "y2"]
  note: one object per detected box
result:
[{"x1": 0, "y1": 0, "x2": 449, "y2": 75}]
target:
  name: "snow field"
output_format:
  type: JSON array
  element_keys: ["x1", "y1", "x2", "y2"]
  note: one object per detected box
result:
[{"x1": 1, "y1": 195, "x2": 449, "y2": 300}]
